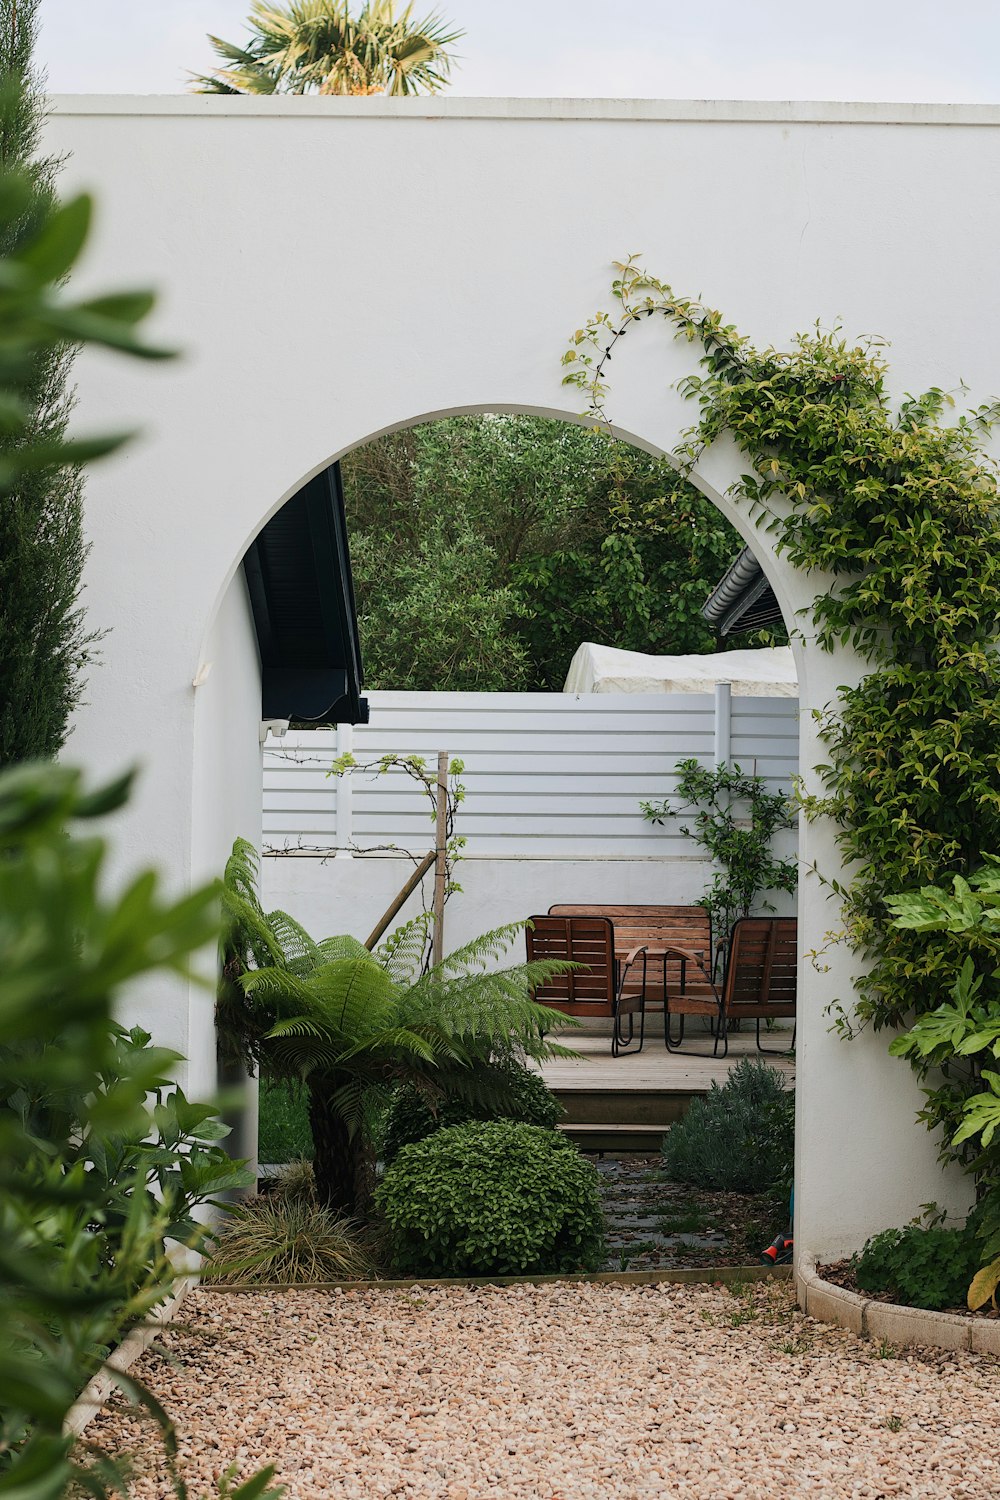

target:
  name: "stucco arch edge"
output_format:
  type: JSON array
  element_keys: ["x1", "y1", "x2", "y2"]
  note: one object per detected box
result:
[{"x1": 196, "y1": 402, "x2": 806, "y2": 679}]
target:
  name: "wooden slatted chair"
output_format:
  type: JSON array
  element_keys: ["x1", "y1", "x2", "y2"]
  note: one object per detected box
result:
[
  {"x1": 663, "y1": 916, "x2": 797, "y2": 1058},
  {"x1": 548, "y1": 904, "x2": 713, "y2": 1031},
  {"x1": 525, "y1": 915, "x2": 649, "y2": 1057}
]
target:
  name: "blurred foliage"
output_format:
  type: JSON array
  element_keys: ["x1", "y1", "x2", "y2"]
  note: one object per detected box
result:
[
  {"x1": 0, "y1": 762, "x2": 277, "y2": 1498},
  {"x1": 0, "y1": 41, "x2": 279, "y2": 1493},
  {"x1": 342, "y1": 415, "x2": 759, "y2": 690}
]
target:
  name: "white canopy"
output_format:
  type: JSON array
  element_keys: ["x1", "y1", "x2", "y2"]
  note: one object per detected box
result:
[{"x1": 563, "y1": 642, "x2": 798, "y2": 697}]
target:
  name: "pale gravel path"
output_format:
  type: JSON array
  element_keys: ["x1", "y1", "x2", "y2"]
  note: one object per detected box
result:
[{"x1": 91, "y1": 1282, "x2": 1000, "y2": 1499}]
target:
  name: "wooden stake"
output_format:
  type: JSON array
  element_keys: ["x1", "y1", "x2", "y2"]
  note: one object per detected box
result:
[
  {"x1": 432, "y1": 751, "x2": 449, "y2": 967},
  {"x1": 363, "y1": 849, "x2": 436, "y2": 951}
]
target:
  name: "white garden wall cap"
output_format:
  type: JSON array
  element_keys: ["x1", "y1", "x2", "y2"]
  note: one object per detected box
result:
[{"x1": 47, "y1": 95, "x2": 1000, "y2": 127}]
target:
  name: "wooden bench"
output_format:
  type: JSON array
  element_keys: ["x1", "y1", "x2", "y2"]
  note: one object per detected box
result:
[
  {"x1": 547, "y1": 904, "x2": 713, "y2": 1051},
  {"x1": 665, "y1": 916, "x2": 797, "y2": 1058},
  {"x1": 525, "y1": 915, "x2": 649, "y2": 1057}
]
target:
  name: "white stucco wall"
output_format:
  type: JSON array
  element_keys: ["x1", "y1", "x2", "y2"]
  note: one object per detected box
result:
[
  {"x1": 46, "y1": 95, "x2": 1000, "y2": 1260},
  {"x1": 188, "y1": 569, "x2": 263, "y2": 1118}
]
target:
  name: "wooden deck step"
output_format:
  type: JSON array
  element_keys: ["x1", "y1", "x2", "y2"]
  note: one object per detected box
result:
[{"x1": 559, "y1": 1122, "x2": 668, "y2": 1153}]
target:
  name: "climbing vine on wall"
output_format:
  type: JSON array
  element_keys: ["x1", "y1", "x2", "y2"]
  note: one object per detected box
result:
[{"x1": 563, "y1": 256, "x2": 1000, "y2": 1171}]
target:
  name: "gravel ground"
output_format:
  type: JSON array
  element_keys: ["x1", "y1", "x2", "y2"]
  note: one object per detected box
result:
[{"x1": 90, "y1": 1281, "x2": 1000, "y2": 1499}]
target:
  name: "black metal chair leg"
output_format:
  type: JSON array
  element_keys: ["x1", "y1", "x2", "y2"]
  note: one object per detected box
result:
[
  {"x1": 664, "y1": 1010, "x2": 685, "y2": 1051},
  {"x1": 755, "y1": 1017, "x2": 796, "y2": 1056},
  {"x1": 613, "y1": 1005, "x2": 646, "y2": 1057}
]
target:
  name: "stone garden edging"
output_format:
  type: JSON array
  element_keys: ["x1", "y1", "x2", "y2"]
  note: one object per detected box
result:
[
  {"x1": 63, "y1": 1274, "x2": 197, "y2": 1438},
  {"x1": 203, "y1": 1263, "x2": 793, "y2": 1295},
  {"x1": 795, "y1": 1254, "x2": 1000, "y2": 1355}
]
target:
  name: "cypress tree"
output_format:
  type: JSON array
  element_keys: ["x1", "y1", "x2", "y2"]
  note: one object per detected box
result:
[{"x1": 0, "y1": 0, "x2": 98, "y2": 765}]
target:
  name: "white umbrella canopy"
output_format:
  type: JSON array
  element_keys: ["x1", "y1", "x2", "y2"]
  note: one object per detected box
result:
[{"x1": 563, "y1": 643, "x2": 798, "y2": 697}]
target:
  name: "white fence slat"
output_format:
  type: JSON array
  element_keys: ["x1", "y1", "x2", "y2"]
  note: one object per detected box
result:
[{"x1": 262, "y1": 689, "x2": 799, "y2": 856}]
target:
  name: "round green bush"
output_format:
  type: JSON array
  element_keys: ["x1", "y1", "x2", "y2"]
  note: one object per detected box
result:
[
  {"x1": 376, "y1": 1119, "x2": 605, "y2": 1277},
  {"x1": 662, "y1": 1056, "x2": 794, "y2": 1193},
  {"x1": 382, "y1": 1056, "x2": 563, "y2": 1163},
  {"x1": 853, "y1": 1222, "x2": 982, "y2": 1311}
]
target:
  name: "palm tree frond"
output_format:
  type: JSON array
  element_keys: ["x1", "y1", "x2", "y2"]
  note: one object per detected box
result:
[{"x1": 189, "y1": 0, "x2": 462, "y2": 97}]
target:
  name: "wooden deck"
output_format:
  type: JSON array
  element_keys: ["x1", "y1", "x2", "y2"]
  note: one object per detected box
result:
[
  {"x1": 540, "y1": 1026, "x2": 796, "y2": 1093},
  {"x1": 536, "y1": 1024, "x2": 795, "y2": 1150}
]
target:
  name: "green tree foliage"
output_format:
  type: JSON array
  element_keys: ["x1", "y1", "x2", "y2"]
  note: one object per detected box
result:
[
  {"x1": 342, "y1": 415, "x2": 751, "y2": 691},
  {"x1": 0, "y1": 1, "x2": 142, "y2": 766},
  {"x1": 219, "y1": 837, "x2": 573, "y2": 1215},
  {"x1": 376, "y1": 1119, "x2": 606, "y2": 1277},
  {"x1": 192, "y1": 1, "x2": 462, "y2": 96}
]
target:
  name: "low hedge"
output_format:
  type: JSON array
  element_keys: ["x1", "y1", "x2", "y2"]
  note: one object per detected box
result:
[{"x1": 376, "y1": 1119, "x2": 605, "y2": 1278}]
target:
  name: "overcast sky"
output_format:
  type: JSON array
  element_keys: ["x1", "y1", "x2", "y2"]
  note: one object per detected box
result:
[{"x1": 36, "y1": 0, "x2": 1000, "y2": 101}]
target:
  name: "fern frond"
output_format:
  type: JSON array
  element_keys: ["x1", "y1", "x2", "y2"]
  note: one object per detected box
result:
[
  {"x1": 317, "y1": 933, "x2": 370, "y2": 963},
  {"x1": 374, "y1": 913, "x2": 432, "y2": 983},
  {"x1": 266, "y1": 907, "x2": 324, "y2": 970}
]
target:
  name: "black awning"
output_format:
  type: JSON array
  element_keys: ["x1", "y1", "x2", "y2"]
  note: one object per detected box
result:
[
  {"x1": 243, "y1": 462, "x2": 369, "y2": 725},
  {"x1": 702, "y1": 547, "x2": 783, "y2": 636}
]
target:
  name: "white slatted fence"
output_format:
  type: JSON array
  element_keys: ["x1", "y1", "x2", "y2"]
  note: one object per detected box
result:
[{"x1": 263, "y1": 690, "x2": 800, "y2": 859}]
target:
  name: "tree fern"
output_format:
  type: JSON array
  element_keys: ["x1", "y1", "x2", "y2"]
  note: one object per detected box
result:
[{"x1": 219, "y1": 836, "x2": 577, "y2": 1212}]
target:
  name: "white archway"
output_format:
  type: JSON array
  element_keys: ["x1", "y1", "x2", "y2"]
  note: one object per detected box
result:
[{"x1": 47, "y1": 95, "x2": 988, "y2": 1263}]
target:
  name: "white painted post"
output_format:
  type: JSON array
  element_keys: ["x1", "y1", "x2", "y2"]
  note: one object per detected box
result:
[
  {"x1": 714, "y1": 681, "x2": 732, "y2": 768},
  {"x1": 335, "y1": 722, "x2": 353, "y2": 858},
  {"x1": 432, "y1": 751, "x2": 449, "y2": 966}
]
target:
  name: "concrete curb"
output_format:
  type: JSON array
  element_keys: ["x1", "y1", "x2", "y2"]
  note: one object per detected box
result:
[
  {"x1": 63, "y1": 1275, "x2": 196, "y2": 1438},
  {"x1": 204, "y1": 1263, "x2": 793, "y2": 1294},
  {"x1": 795, "y1": 1255, "x2": 1000, "y2": 1355}
]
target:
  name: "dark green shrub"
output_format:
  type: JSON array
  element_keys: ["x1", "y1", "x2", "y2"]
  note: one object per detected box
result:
[
  {"x1": 382, "y1": 1055, "x2": 562, "y2": 1162},
  {"x1": 662, "y1": 1056, "x2": 794, "y2": 1193},
  {"x1": 376, "y1": 1119, "x2": 605, "y2": 1277},
  {"x1": 853, "y1": 1222, "x2": 982, "y2": 1311},
  {"x1": 258, "y1": 1077, "x2": 313, "y2": 1163}
]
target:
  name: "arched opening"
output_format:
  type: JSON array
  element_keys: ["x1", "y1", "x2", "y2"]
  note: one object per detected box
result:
[{"x1": 208, "y1": 406, "x2": 806, "y2": 1270}]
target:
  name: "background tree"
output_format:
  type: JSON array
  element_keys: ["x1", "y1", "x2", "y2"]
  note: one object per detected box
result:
[
  {"x1": 0, "y1": 0, "x2": 99, "y2": 766},
  {"x1": 192, "y1": 0, "x2": 462, "y2": 96},
  {"x1": 342, "y1": 415, "x2": 770, "y2": 691}
]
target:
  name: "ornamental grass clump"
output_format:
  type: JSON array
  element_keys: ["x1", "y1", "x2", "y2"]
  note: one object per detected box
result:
[
  {"x1": 382, "y1": 1054, "x2": 563, "y2": 1163},
  {"x1": 376, "y1": 1119, "x2": 605, "y2": 1277},
  {"x1": 662, "y1": 1057, "x2": 794, "y2": 1194},
  {"x1": 206, "y1": 1186, "x2": 378, "y2": 1286}
]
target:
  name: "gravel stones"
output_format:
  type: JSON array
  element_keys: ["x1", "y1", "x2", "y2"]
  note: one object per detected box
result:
[{"x1": 90, "y1": 1281, "x2": 1000, "y2": 1498}]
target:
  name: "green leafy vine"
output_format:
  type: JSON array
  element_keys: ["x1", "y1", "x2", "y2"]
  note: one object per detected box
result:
[{"x1": 564, "y1": 255, "x2": 1000, "y2": 1179}]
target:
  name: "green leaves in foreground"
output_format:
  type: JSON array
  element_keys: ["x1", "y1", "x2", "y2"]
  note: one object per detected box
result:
[
  {"x1": 0, "y1": 762, "x2": 278, "y2": 1498},
  {"x1": 0, "y1": 166, "x2": 172, "y2": 493}
]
